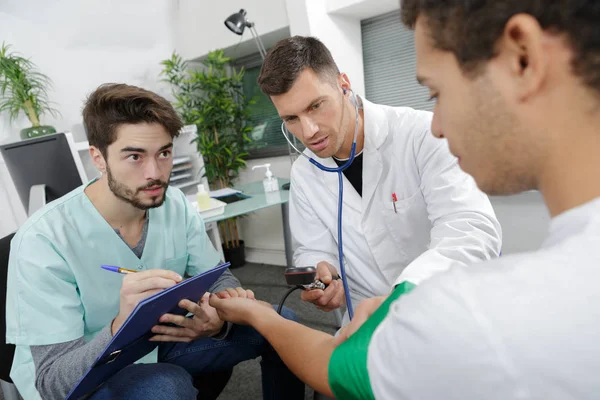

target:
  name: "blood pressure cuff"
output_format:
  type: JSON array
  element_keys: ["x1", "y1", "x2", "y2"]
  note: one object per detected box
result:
[{"x1": 328, "y1": 281, "x2": 416, "y2": 400}]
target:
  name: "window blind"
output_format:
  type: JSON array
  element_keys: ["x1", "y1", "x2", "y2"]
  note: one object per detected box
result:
[{"x1": 361, "y1": 10, "x2": 434, "y2": 112}]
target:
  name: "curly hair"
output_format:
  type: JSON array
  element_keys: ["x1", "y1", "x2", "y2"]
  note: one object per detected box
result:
[{"x1": 400, "y1": 0, "x2": 600, "y2": 93}]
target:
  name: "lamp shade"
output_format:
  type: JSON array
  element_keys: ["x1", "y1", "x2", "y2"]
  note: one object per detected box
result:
[{"x1": 224, "y1": 9, "x2": 247, "y2": 35}]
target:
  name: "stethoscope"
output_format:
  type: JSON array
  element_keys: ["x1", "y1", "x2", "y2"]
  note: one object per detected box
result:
[{"x1": 280, "y1": 88, "x2": 359, "y2": 320}]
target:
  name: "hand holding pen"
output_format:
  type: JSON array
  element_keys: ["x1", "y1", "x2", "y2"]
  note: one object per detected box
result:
[
  {"x1": 106, "y1": 267, "x2": 183, "y2": 335},
  {"x1": 102, "y1": 265, "x2": 225, "y2": 341}
]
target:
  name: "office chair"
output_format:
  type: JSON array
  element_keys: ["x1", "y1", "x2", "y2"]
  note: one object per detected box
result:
[{"x1": 1, "y1": 232, "x2": 20, "y2": 400}]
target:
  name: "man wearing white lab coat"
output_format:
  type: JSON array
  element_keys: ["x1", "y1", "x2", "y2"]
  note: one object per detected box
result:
[
  {"x1": 257, "y1": 36, "x2": 502, "y2": 316},
  {"x1": 209, "y1": 2, "x2": 600, "y2": 398}
]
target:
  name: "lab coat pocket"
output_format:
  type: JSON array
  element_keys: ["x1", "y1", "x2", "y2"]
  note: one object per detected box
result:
[
  {"x1": 165, "y1": 254, "x2": 189, "y2": 276},
  {"x1": 382, "y1": 190, "x2": 430, "y2": 262}
]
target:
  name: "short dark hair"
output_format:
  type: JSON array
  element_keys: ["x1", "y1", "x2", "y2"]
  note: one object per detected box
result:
[
  {"x1": 400, "y1": 0, "x2": 600, "y2": 93},
  {"x1": 258, "y1": 36, "x2": 341, "y2": 96},
  {"x1": 83, "y1": 83, "x2": 183, "y2": 156}
]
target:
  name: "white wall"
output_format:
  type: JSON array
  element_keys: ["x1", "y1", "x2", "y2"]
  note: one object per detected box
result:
[
  {"x1": 175, "y1": 0, "x2": 289, "y2": 62},
  {"x1": 0, "y1": 0, "x2": 178, "y2": 236},
  {"x1": 0, "y1": 0, "x2": 177, "y2": 142},
  {"x1": 327, "y1": 0, "x2": 400, "y2": 19},
  {"x1": 285, "y1": 0, "x2": 366, "y2": 96}
]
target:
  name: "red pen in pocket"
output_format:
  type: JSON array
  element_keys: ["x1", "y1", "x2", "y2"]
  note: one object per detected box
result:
[{"x1": 392, "y1": 193, "x2": 398, "y2": 214}]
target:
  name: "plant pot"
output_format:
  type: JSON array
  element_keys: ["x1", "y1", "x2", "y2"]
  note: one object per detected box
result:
[
  {"x1": 20, "y1": 125, "x2": 56, "y2": 140},
  {"x1": 222, "y1": 240, "x2": 245, "y2": 269}
]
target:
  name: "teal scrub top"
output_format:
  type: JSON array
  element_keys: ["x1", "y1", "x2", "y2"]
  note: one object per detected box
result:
[{"x1": 5, "y1": 183, "x2": 220, "y2": 400}]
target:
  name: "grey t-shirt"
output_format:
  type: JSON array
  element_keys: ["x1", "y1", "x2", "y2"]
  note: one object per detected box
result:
[
  {"x1": 31, "y1": 213, "x2": 239, "y2": 399},
  {"x1": 113, "y1": 211, "x2": 149, "y2": 258}
]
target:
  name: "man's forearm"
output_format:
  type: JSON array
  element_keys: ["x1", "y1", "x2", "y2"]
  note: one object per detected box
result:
[
  {"x1": 253, "y1": 312, "x2": 336, "y2": 397},
  {"x1": 31, "y1": 325, "x2": 112, "y2": 400}
]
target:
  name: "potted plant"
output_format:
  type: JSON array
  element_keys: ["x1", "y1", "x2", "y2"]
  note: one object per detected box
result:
[
  {"x1": 0, "y1": 42, "x2": 59, "y2": 140},
  {"x1": 161, "y1": 50, "x2": 253, "y2": 268}
]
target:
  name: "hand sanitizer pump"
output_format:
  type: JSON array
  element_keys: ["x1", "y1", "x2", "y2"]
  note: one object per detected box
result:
[{"x1": 252, "y1": 164, "x2": 279, "y2": 193}]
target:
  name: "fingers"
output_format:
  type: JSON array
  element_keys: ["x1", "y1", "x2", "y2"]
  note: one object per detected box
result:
[
  {"x1": 127, "y1": 288, "x2": 165, "y2": 305},
  {"x1": 208, "y1": 294, "x2": 246, "y2": 314},
  {"x1": 125, "y1": 269, "x2": 182, "y2": 284},
  {"x1": 301, "y1": 288, "x2": 324, "y2": 303},
  {"x1": 132, "y1": 277, "x2": 180, "y2": 294},
  {"x1": 333, "y1": 296, "x2": 386, "y2": 346},
  {"x1": 316, "y1": 262, "x2": 334, "y2": 284},
  {"x1": 209, "y1": 293, "x2": 225, "y2": 309},
  {"x1": 160, "y1": 297, "x2": 204, "y2": 326},
  {"x1": 186, "y1": 298, "x2": 212, "y2": 320},
  {"x1": 333, "y1": 325, "x2": 350, "y2": 346},
  {"x1": 198, "y1": 292, "x2": 210, "y2": 305},
  {"x1": 214, "y1": 291, "x2": 231, "y2": 299},
  {"x1": 218, "y1": 287, "x2": 254, "y2": 299},
  {"x1": 333, "y1": 308, "x2": 370, "y2": 346},
  {"x1": 332, "y1": 281, "x2": 346, "y2": 306},
  {"x1": 302, "y1": 280, "x2": 344, "y2": 310},
  {"x1": 159, "y1": 312, "x2": 189, "y2": 327},
  {"x1": 333, "y1": 311, "x2": 367, "y2": 346},
  {"x1": 149, "y1": 331, "x2": 195, "y2": 343},
  {"x1": 317, "y1": 280, "x2": 343, "y2": 307},
  {"x1": 150, "y1": 323, "x2": 196, "y2": 338}
]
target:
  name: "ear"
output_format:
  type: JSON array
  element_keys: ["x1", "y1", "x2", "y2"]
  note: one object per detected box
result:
[
  {"x1": 339, "y1": 73, "x2": 352, "y2": 96},
  {"x1": 496, "y1": 14, "x2": 548, "y2": 102},
  {"x1": 89, "y1": 146, "x2": 107, "y2": 174}
]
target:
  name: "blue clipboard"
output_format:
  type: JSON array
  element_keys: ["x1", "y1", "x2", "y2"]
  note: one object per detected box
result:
[{"x1": 66, "y1": 262, "x2": 230, "y2": 400}]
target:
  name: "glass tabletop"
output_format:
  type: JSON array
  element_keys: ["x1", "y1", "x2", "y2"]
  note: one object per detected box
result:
[{"x1": 203, "y1": 178, "x2": 290, "y2": 224}]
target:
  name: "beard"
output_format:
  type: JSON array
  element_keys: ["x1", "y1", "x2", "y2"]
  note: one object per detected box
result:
[{"x1": 106, "y1": 165, "x2": 169, "y2": 210}]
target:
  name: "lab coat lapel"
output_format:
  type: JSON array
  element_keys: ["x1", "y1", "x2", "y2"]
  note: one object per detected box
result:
[
  {"x1": 361, "y1": 98, "x2": 389, "y2": 213},
  {"x1": 312, "y1": 153, "x2": 363, "y2": 213}
]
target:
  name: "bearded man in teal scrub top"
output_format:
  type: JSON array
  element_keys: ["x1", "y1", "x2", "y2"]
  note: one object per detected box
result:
[{"x1": 5, "y1": 83, "x2": 305, "y2": 400}]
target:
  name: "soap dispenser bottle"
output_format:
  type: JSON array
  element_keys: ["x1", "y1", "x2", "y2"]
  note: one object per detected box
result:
[
  {"x1": 196, "y1": 184, "x2": 212, "y2": 210},
  {"x1": 252, "y1": 164, "x2": 279, "y2": 192}
]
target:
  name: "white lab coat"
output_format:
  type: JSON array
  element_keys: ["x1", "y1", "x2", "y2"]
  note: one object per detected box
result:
[{"x1": 289, "y1": 98, "x2": 502, "y2": 310}]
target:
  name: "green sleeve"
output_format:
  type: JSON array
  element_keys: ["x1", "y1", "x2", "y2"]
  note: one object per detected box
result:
[{"x1": 328, "y1": 281, "x2": 416, "y2": 400}]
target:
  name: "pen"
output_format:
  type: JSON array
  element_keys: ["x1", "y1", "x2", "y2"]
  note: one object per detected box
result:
[
  {"x1": 101, "y1": 265, "x2": 138, "y2": 274},
  {"x1": 392, "y1": 193, "x2": 398, "y2": 214}
]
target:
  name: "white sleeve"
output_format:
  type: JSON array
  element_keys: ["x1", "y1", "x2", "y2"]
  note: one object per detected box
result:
[
  {"x1": 289, "y1": 166, "x2": 339, "y2": 270},
  {"x1": 396, "y1": 120, "x2": 502, "y2": 286},
  {"x1": 368, "y1": 267, "x2": 515, "y2": 400}
]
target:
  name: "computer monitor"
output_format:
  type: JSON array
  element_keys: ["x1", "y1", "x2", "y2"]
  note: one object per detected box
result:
[{"x1": 0, "y1": 132, "x2": 87, "y2": 216}]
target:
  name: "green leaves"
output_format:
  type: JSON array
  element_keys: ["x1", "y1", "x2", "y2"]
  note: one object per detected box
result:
[
  {"x1": 0, "y1": 42, "x2": 59, "y2": 126},
  {"x1": 159, "y1": 49, "x2": 254, "y2": 190}
]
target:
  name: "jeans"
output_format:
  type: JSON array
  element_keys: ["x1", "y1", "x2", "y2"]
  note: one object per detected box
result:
[{"x1": 90, "y1": 307, "x2": 305, "y2": 400}]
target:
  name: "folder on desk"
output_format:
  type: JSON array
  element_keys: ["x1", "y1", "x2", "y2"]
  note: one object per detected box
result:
[{"x1": 65, "y1": 263, "x2": 230, "y2": 400}]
